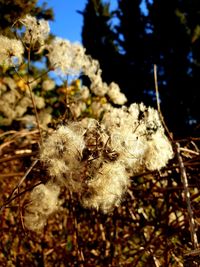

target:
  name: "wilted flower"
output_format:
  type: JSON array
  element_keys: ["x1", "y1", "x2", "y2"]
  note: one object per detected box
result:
[{"x1": 40, "y1": 123, "x2": 86, "y2": 190}]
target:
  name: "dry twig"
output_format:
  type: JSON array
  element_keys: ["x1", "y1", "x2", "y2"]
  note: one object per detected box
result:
[{"x1": 176, "y1": 143, "x2": 199, "y2": 250}]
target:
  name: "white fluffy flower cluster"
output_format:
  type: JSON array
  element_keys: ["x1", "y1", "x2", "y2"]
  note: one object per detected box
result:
[
  {"x1": 24, "y1": 182, "x2": 60, "y2": 231},
  {"x1": 0, "y1": 15, "x2": 173, "y2": 230},
  {"x1": 36, "y1": 104, "x2": 173, "y2": 223},
  {"x1": 0, "y1": 15, "x2": 50, "y2": 66},
  {"x1": 0, "y1": 77, "x2": 45, "y2": 126},
  {"x1": 102, "y1": 103, "x2": 174, "y2": 174},
  {"x1": 20, "y1": 15, "x2": 50, "y2": 45},
  {"x1": 83, "y1": 56, "x2": 127, "y2": 105},
  {"x1": 47, "y1": 38, "x2": 86, "y2": 77},
  {"x1": 0, "y1": 14, "x2": 127, "y2": 109},
  {"x1": 39, "y1": 118, "x2": 129, "y2": 214},
  {"x1": 107, "y1": 82, "x2": 127, "y2": 105},
  {"x1": 46, "y1": 37, "x2": 127, "y2": 105},
  {"x1": 0, "y1": 35, "x2": 24, "y2": 66}
]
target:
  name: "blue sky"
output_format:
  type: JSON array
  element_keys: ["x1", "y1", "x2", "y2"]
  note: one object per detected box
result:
[
  {"x1": 37, "y1": 1, "x2": 147, "y2": 42},
  {"x1": 38, "y1": 0, "x2": 118, "y2": 43}
]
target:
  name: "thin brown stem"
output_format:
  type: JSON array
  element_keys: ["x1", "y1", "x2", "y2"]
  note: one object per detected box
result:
[
  {"x1": 28, "y1": 68, "x2": 52, "y2": 84},
  {"x1": 0, "y1": 182, "x2": 42, "y2": 212},
  {"x1": 153, "y1": 64, "x2": 172, "y2": 141},
  {"x1": 154, "y1": 64, "x2": 161, "y2": 115},
  {"x1": 5, "y1": 159, "x2": 38, "y2": 204},
  {"x1": 175, "y1": 142, "x2": 198, "y2": 250},
  {"x1": 0, "y1": 152, "x2": 37, "y2": 163},
  {"x1": 27, "y1": 46, "x2": 43, "y2": 145},
  {"x1": 99, "y1": 222, "x2": 110, "y2": 258},
  {"x1": 74, "y1": 215, "x2": 85, "y2": 266}
]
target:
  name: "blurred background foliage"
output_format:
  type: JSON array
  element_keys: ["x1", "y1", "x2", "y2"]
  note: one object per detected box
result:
[{"x1": 0, "y1": 0, "x2": 200, "y2": 266}]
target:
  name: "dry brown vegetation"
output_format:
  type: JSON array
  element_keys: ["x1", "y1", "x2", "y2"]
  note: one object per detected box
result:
[{"x1": 0, "y1": 128, "x2": 200, "y2": 266}]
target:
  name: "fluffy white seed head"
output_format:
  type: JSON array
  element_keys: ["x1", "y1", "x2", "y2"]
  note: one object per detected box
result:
[
  {"x1": 40, "y1": 123, "x2": 86, "y2": 190},
  {"x1": 47, "y1": 38, "x2": 85, "y2": 77},
  {"x1": 24, "y1": 182, "x2": 60, "y2": 231},
  {"x1": 0, "y1": 35, "x2": 24, "y2": 67},
  {"x1": 102, "y1": 103, "x2": 174, "y2": 175},
  {"x1": 144, "y1": 130, "x2": 174, "y2": 171},
  {"x1": 81, "y1": 162, "x2": 129, "y2": 213},
  {"x1": 42, "y1": 79, "x2": 55, "y2": 91},
  {"x1": 107, "y1": 82, "x2": 127, "y2": 105},
  {"x1": 90, "y1": 71, "x2": 109, "y2": 96},
  {"x1": 39, "y1": 104, "x2": 173, "y2": 216},
  {"x1": 20, "y1": 15, "x2": 50, "y2": 45},
  {"x1": 82, "y1": 56, "x2": 99, "y2": 79}
]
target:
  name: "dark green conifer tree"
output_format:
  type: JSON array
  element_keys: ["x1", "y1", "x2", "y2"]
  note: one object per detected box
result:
[
  {"x1": 81, "y1": 0, "x2": 200, "y2": 135},
  {"x1": 115, "y1": 0, "x2": 153, "y2": 103},
  {"x1": 80, "y1": 0, "x2": 125, "y2": 92},
  {"x1": 148, "y1": 0, "x2": 200, "y2": 134}
]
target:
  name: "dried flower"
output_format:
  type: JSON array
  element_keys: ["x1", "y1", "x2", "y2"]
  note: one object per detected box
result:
[
  {"x1": 102, "y1": 103, "x2": 174, "y2": 175},
  {"x1": 80, "y1": 86, "x2": 90, "y2": 100},
  {"x1": 83, "y1": 56, "x2": 99, "y2": 78}
]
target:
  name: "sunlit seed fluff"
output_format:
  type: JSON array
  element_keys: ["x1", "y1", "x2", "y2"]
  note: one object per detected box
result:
[
  {"x1": 90, "y1": 101, "x2": 112, "y2": 118},
  {"x1": 20, "y1": 15, "x2": 50, "y2": 45},
  {"x1": 42, "y1": 79, "x2": 55, "y2": 91},
  {"x1": 80, "y1": 86, "x2": 90, "y2": 100},
  {"x1": 90, "y1": 72, "x2": 109, "y2": 96},
  {"x1": 107, "y1": 82, "x2": 127, "y2": 105},
  {"x1": 0, "y1": 35, "x2": 24, "y2": 66},
  {"x1": 110, "y1": 131, "x2": 148, "y2": 175},
  {"x1": 41, "y1": 124, "x2": 85, "y2": 161},
  {"x1": 144, "y1": 131, "x2": 174, "y2": 171},
  {"x1": 40, "y1": 123, "x2": 85, "y2": 188},
  {"x1": 82, "y1": 56, "x2": 100, "y2": 79},
  {"x1": 47, "y1": 37, "x2": 85, "y2": 77},
  {"x1": 39, "y1": 104, "x2": 173, "y2": 216},
  {"x1": 102, "y1": 103, "x2": 174, "y2": 175},
  {"x1": 24, "y1": 182, "x2": 60, "y2": 231},
  {"x1": 81, "y1": 162, "x2": 129, "y2": 213}
]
